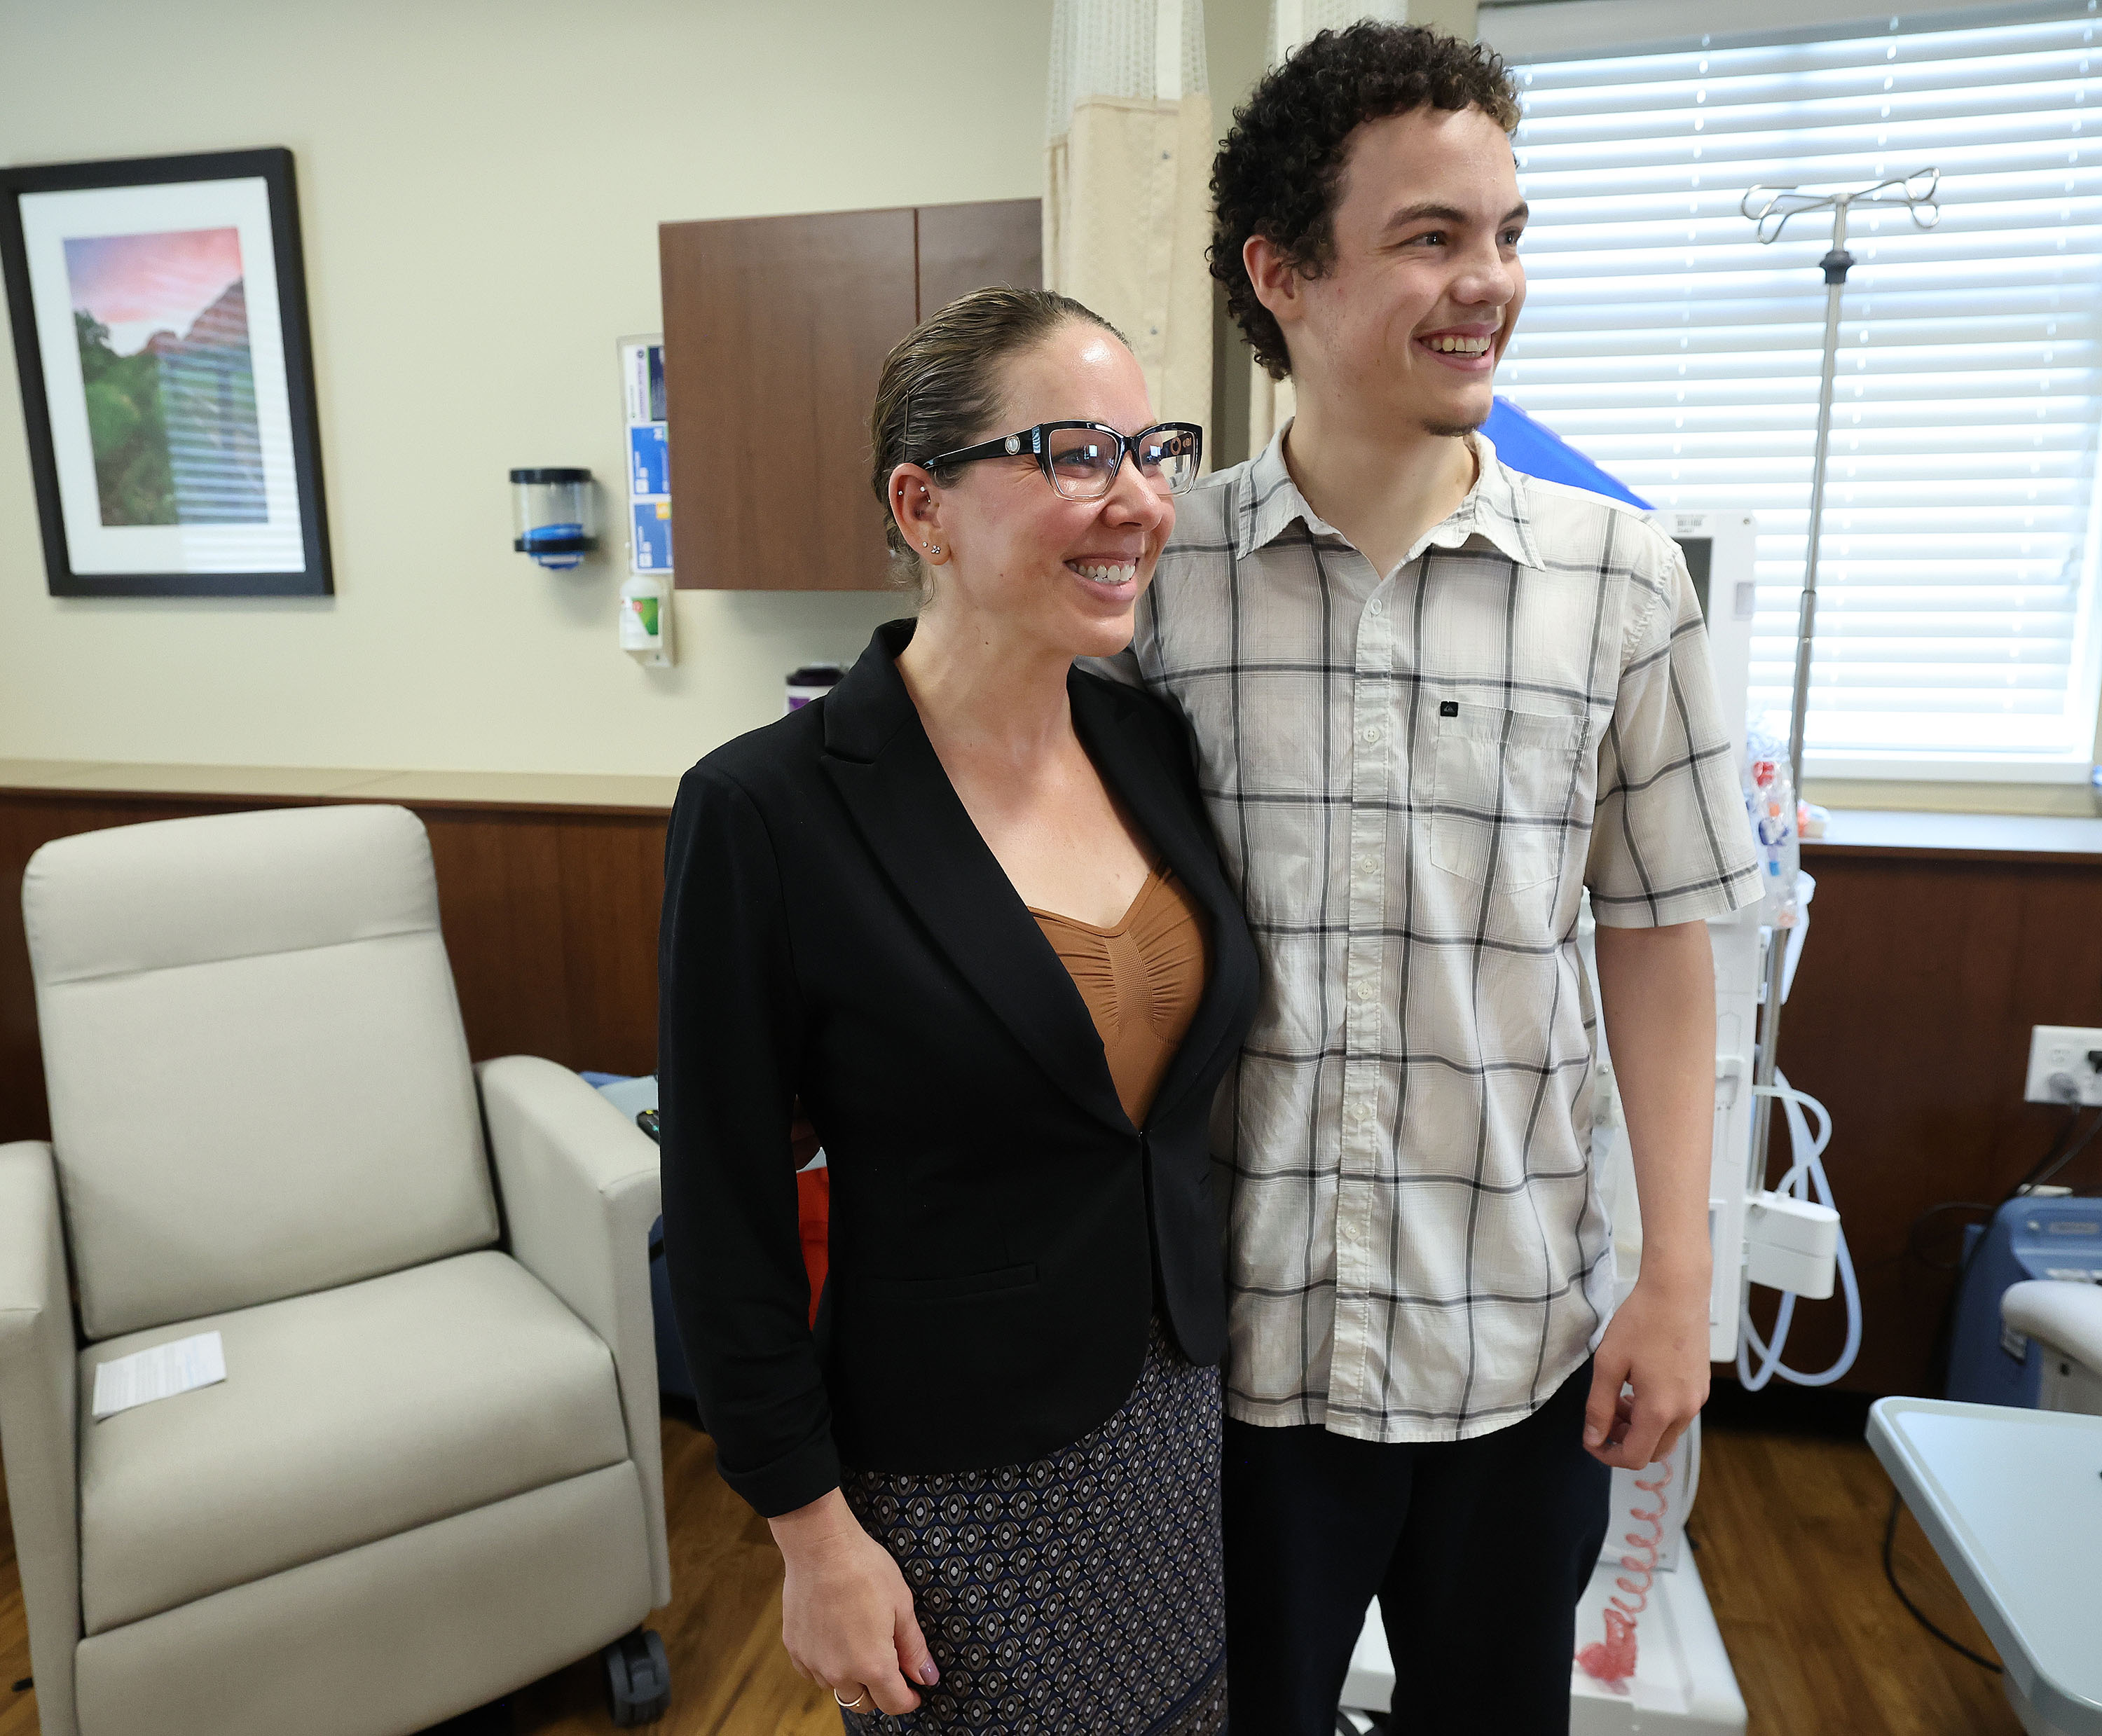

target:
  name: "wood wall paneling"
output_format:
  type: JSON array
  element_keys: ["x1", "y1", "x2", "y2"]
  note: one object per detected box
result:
[
  {"x1": 660, "y1": 207, "x2": 916, "y2": 593},
  {"x1": 1756, "y1": 844, "x2": 2102, "y2": 1395},
  {"x1": 914, "y1": 198, "x2": 1043, "y2": 318},
  {"x1": 11, "y1": 784, "x2": 2102, "y2": 1402},
  {"x1": 0, "y1": 792, "x2": 666, "y2": 1145}
]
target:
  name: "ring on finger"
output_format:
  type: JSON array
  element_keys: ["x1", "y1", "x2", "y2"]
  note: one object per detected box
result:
[{"x1": 834, "y1": 1686, "x2": 874, "y2": 1712}]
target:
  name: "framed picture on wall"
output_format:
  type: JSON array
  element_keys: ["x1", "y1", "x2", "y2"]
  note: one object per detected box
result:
[{"x1": 0, "y1": 148, "x2": 331, "y2": 597}]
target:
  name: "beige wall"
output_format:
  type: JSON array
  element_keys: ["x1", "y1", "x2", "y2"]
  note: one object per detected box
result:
[
  {"x1": 0, "y1": 0, "x2": 1052, "y2": 776},
  {"x1": 1410, "y1": 0, "x2": 1481, "y2": 40},
  {"x1": 8, "y1": 0, "x2": 2090, "y2": 811}
]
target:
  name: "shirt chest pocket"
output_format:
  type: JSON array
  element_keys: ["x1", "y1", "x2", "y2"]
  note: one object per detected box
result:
[{"x1": 1429, "y1": 703, "x2": 1588, "y2": 893}]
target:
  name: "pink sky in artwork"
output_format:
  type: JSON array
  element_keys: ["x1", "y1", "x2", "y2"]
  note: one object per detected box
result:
[{"x1": 64, "y1": 226, "x2": 245, "y2": 357}]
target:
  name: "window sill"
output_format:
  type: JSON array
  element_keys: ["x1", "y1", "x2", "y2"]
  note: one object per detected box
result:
[
  {"x1": 1806, "y1": 808, "x2": 2102, "y2": 864},
  {"x1": 1803, "y1": 778, "x2": 2099, "y2": 820}
]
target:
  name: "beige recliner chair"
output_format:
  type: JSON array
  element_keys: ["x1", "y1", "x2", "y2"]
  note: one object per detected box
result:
[{"x1": 0, "y1": 804, "x2": 673, "y2": 1736}]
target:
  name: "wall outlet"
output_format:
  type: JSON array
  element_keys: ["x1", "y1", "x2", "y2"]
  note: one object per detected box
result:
[{"x1": 2024, "y1": 1026, "x2": 2102, "y2": 1105}]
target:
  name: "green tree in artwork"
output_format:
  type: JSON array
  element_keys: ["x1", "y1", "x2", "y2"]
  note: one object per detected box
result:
[{"x1": 75, "y1": 309, "x2": 175, "y2": 525}]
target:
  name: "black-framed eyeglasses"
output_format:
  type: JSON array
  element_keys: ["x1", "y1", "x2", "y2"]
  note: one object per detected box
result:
[{"x1": 925, "y1": 420, "x2": 1204, "y2": 500}]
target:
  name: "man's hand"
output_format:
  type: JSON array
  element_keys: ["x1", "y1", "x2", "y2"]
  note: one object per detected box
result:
[
  {"x1": 1588, "y1": 918, "x2": 1719, "y2": 1469},
  {"x1": 1584, "y1": 1267, "x2": 1711, "y2": 1468}
]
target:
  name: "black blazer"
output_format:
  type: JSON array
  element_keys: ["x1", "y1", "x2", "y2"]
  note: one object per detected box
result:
[{"x1": 657, "y1": 619, "x2": 1259, "y2": 1518}]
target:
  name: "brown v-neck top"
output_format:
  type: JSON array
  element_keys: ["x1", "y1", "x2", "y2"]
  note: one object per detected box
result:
[{"x1": 1031, "y1": 862, "x2": 1211, "y2": 1127}]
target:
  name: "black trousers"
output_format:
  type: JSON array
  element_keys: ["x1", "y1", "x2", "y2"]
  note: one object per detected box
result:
[{"x1": 1221, "y1": 1358, "x2": 1610, "y2": 1735}]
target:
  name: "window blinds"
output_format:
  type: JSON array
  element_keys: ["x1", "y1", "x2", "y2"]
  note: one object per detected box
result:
[{"x1": 1499, "y1": 6, "x2": 2102, "y2": 773}]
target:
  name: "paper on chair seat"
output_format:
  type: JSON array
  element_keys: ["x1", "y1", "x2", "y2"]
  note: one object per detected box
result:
[{"x1": 92, "y1": 1331, "x2": 226, "y2": 1420}]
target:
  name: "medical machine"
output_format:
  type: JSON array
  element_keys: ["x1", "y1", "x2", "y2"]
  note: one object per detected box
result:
[
  {"x1": 1340, "y1": 509, "x2": 1854, "y2": 1735},
  {"x1": 1949, "y1": 1197, "x2": 2102, "y2": 1409}
]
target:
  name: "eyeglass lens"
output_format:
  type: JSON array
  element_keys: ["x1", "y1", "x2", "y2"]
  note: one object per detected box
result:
[{"x1": 1045, "y1": 426, "x2": 1198, "y2": 500}]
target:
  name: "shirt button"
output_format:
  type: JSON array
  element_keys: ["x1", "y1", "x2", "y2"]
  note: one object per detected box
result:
[
  {"x1": 1368, "y1": 598, "x2": 1385, "y2": 616},
  {"x1": 1354, "y1": 982, "x2": 1374, "y2": 1002},
  {"x1": 1361, "y1": 726, "x2": 1380, "y2": 744},
  {"x1": 1358, "y1": 854, "x2": 1378, "y2": 873}
]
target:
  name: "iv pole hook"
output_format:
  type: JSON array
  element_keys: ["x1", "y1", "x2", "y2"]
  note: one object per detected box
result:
[{"x1": 1737, "y1": 168, "x2": 1940, "y2": 1188}]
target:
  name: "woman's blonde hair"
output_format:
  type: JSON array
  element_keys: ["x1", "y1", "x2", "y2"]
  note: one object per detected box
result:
[{"x1": 868, "y1": 285, "x2": 1127, "y2": 604}]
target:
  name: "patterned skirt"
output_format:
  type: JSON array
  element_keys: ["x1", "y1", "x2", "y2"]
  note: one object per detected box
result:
[{"x1": 838, "y1": 1315, "x2": 1228, "y2": 1736}]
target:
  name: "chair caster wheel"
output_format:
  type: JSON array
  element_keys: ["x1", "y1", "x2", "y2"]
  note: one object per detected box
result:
[{"x1": 603, "y1": 1628, "x2": 671, "y2": 1725}]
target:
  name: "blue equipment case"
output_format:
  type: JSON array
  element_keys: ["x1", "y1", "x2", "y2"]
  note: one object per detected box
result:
[{"x1": 1945, "y1": 1195, "x2": 2102, "y2": 1407}]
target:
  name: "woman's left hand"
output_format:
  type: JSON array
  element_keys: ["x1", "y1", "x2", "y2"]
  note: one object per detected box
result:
[{"x1": 771, "y1": 1488, "x2": 940, "y2": 1717}]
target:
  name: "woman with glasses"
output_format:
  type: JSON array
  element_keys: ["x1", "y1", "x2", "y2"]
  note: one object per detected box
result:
[{"x1": 658, "y1": 286, "x2": 1257, "y2": 1735}]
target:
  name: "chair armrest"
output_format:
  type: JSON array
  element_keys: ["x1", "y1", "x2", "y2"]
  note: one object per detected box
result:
[
  {"x1": 2005, "y1": 1279, "x2": 2102, "y2": 1370},
  {"x1": 0, "y1": 1141, "x2": 81, "y2": 1736},
  {"x1": 476, "y1": 1057, "x2": 670, "y2": 1608}
]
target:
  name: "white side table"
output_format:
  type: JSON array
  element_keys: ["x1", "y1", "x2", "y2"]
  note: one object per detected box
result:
[{"x1": 1867, "y1": 1398, "x2": 2102, "y2": 1736}]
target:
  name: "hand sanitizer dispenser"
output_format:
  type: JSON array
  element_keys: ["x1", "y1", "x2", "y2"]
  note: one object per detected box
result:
[{"x1": 620, "y1": 571, "x2": 671, "y2": 666}]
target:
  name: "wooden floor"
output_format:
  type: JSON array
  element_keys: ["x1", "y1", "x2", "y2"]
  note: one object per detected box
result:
[
  {"x1": 1689, "y1": 1421, "x2": 2019, "y2": 1736},
  {"x1": 499, "y1": 1419, "x2": 839, "y2": 1736},
  {"x1": 0, "y1": 1411, "x2": 2019, "y2": 1736}
]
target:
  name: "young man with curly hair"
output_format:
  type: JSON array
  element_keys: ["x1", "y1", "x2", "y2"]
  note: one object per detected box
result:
[{"x1": 1101, "y1": 21, "x2": 1762, "y2": 1733}]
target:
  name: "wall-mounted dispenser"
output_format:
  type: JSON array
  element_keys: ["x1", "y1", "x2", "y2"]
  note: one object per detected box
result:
[
  {"x1": 510, "y1": 468, "x2": 597, "y2": 570},
  {"x1": 620, "y1": 571, "x2": 671, "y2": 666}
]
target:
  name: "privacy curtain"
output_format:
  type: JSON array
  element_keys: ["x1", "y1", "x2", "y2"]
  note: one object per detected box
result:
[{"x1": 1045, "y1": 0, "x2": 1216, "y2": 446}]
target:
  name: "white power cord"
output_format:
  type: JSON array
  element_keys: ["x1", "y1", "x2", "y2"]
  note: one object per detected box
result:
[{"x1": 1736, "y1": 1069, "x2": 1861, "y2": 1389}]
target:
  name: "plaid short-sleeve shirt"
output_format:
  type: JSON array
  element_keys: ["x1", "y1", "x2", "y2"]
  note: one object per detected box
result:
[{"x1": 1106, "y1": 429, "x2": 1761, "y2": 1444}]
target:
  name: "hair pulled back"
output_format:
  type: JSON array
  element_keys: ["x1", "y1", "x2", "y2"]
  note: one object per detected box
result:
[{"x1": 870, "y1": 285, "x2": 1126, "y2": 596}]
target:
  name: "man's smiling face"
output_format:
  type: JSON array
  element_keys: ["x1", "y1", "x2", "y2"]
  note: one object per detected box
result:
[{"x1": 1290, "y1": 104, "x2": 1527, "y2": 437}]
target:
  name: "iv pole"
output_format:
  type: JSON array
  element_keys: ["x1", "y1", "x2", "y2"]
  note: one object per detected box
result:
[{"x1": 1738, "y1": 168, "x2": 1941, "y2": 1186}]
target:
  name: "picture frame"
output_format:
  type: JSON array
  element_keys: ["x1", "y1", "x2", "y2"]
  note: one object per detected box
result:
[{"x1": 0, "y1": 147, "x2": 331, "y2": 597}]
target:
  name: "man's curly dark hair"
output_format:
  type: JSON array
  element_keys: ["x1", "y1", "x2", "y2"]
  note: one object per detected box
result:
[{"x1": 1211, "y1": 22, "x2": 1521, "y2": 380}]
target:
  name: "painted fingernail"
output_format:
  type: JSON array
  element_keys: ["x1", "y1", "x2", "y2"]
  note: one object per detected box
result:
[{"x1": 919, "y1": 1661, "x2": 941, "y2": 1686}]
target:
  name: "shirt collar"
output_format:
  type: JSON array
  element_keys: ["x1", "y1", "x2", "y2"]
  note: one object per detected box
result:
[{"x1": 1235, "y1": 420, "x2": 1542, "y2": 574}]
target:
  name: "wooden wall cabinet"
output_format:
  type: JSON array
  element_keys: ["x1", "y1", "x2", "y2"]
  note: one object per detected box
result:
[{"x1": 659, "y1": 199, "x2": 1040, "y2": 591}]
